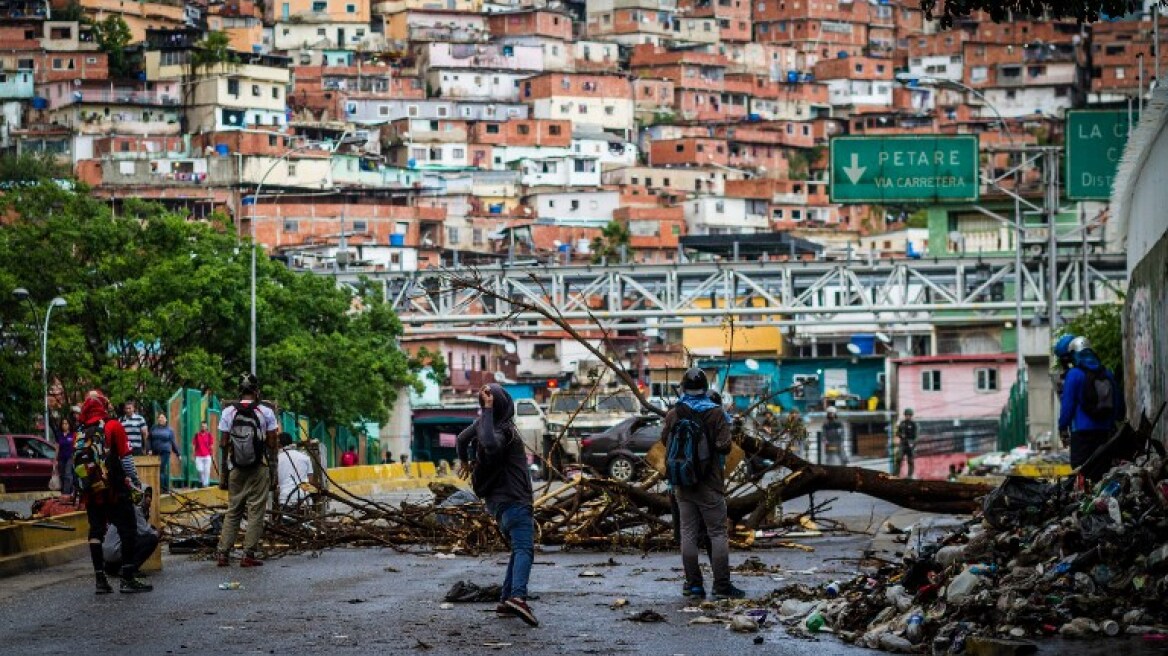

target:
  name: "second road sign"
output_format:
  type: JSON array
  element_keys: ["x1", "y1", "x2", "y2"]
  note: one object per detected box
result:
[{"x1": 830, "y1": 135, "x2": 979, "y2": 204}]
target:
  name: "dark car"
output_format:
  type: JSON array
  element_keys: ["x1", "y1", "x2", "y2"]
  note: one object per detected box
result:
[
  {"x1": 0, "y1": 434, "x2": 57, "y2": 492},
  {"x1": 579, "y1": 415, "x2": 663, "y2": 483}
]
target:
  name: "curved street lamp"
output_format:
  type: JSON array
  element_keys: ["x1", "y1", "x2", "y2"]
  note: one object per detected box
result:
[
  {"x1": 12, "y1": 288, "x2": 66, "y2": 444},
  {"x1": 246, "y1": 131, "x2": 352, "y2": 376}
]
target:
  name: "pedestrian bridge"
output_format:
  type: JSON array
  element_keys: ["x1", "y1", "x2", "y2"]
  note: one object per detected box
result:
[{"x1": 311, "y1": 255, "x2": 1127, "y2": 335}]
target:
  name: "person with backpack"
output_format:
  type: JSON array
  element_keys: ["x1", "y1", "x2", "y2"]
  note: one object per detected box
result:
[
  {"x1": 661, "y1": 368, "x2": 744, "y2": 601},
  {"x1": 1058, "y1": 337, "x2": 1125, "y2": 477},
  {"x1": 75, "y1": 392, "x2": 153, "y2": 594},
  {"x1": 215, "y1": 373, "x2": 279, "y2": 568},
  {"x1": 456, "y1": 384, "x2": 538, "y2": 627}
]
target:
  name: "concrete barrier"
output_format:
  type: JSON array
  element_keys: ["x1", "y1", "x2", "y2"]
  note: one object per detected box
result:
[{"x1": 2, "y1": 461, "x2": 459, "y2": 577}]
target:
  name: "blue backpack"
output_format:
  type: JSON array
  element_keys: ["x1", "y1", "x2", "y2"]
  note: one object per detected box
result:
[{"x1": 666, "y1": 405, "x2": 712, "y2": 488}]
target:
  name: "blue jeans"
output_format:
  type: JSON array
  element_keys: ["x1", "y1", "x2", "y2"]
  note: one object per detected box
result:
[
  {"x1": 154, "y1": 448, "x2": 172, "y2": 492},
  {"x1": 492, "y1": 502, "x2": 534, "y2": 601}
]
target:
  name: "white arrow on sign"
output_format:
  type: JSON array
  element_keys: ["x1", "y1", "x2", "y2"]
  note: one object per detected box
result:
[{"x1": 843, "y1": 153, "x2": 866, "y2": 184}]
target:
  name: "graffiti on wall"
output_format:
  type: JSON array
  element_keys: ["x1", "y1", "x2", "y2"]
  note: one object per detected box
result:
[{"x1": 1124, "y1": 229, "x2": 1168, "y2": 446}]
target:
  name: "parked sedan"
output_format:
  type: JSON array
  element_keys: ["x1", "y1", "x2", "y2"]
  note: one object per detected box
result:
[
  {"x1": 579, "y1": 415, "x2": 663, "y2": 483},
  {"x1": 0, "y1": 434, "x2": 57, "y2": 492}
]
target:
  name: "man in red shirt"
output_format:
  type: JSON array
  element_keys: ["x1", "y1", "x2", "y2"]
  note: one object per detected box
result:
[{"x1": 77, "y1": 392, "x2": 153, "y2": 594}]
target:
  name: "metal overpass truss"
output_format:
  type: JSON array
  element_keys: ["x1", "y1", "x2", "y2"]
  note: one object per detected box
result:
[{"x1": 324, "y1": 255, "x2": 1128, "y2": 335}]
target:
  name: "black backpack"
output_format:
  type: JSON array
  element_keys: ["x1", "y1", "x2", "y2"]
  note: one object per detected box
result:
[
  {"x1": 1080, "y1": 368, "x2": 1116, "y2": 421},
  {"x1": 228, "y1": 402, "x2": 266, "y2": 468},
  {"x1": 665, "y1": 405, "x2": 712, "y2": 488}
]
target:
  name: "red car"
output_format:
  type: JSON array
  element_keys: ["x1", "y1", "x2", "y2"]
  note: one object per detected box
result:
[{"x1": 0, "y1": 434, "x2": 57, "y2": 492}]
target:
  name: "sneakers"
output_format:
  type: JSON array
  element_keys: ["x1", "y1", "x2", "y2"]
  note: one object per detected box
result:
[
  {"x1": 239, "y1": 553, "x2": 264, "y2": 568},
  {"x1": 495, "y1": 602, "x2": 514, "y2": 617},
  {"x1": 216, "y1": 552, "x2": 230, "y2": 567},
  {"x1": 503, "y1": 597, "x2": 539, "y2": 627},
  {"x1": 713, "y1": 584, "x2": 747, "y2": 600},
  {"x1": 119, "y1": 576, "x2": 154, "y2": 594},
  {"x1": 682, "y1": 585, "x2": 706, "y2": 599},
  {"x1": 95, "y1": 572, "x2": 113, "y2": 595}
]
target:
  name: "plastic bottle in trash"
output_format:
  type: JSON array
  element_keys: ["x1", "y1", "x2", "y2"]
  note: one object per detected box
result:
[
  {"x1": 906, "y1": 613, "x2": 924, "y2": 643},
  {"x1": 805, "y1": 612, "x2": 825, "y2": 633},
  {"x1": 1102, "y1": 621, "x2": 1121, "y2": 637},
  {"x1": 970, "y1": 564, "x2": 999, "y2": 575},
  {"x1": 825, "y1": 581, "x2": 841, "y2": 597},
  {"x1": 219, "y1": 581, "x2": 243, "y2": 590}
]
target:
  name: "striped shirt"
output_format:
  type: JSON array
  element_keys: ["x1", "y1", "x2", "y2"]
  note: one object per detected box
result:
[{"x1": 121, "y1": 413, "x2": 148, "y2": 450}]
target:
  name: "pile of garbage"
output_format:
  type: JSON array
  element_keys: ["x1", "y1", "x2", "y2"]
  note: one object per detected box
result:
[
  {"x1": 965, "y1": 446, "x2": 1070, "y2": 478},
  {"x1": 773, "y1": 452, "x2": 1168, "y2": 653}
]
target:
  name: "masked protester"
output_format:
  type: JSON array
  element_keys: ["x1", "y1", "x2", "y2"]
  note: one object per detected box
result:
[
  {"x1": 75, "y1": 392, "x2": 153, "y2": 594},
  {"x1": 456, "y1": 384, "x2": 538, "y2": 627}
]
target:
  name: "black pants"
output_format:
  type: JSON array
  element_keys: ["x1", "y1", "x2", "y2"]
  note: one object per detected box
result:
[
  {"x1": 1070, "y1": 429, "x2": 1110, "y2": 480},
  {"x1": 87, "y1": 499, "x2": 138, "y2": 576}
]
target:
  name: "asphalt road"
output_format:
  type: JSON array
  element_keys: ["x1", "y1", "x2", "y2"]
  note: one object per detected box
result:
[{"x1": 0, "y1": 493, "x2": 1161, "y2": 656}]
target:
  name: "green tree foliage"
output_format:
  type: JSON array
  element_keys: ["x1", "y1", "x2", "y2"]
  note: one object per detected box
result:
[
  {"x1": 0, "y1": 180, "x2": 424, "y2": 431},
  {"x1": 91, "y1": 15, "x2": 132, "y2": 79},
  {"x1": 191, "y1": 31, "x2": 237, "y2": 73},
  {"x1": 1059, "y1": 303, "x2": 1122, "y2": 374},
  {"x1": 590, "y1": 221, "x2": 631, "y2": 264}
]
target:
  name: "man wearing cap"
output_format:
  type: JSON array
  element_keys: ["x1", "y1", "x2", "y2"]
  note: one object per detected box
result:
[
  {"x1": 894, "y1": 408, "x2": 918, "y2": 479},
  {"x1": 823, "y1": 407, "x2": 847, "y2": 466},
  {"x1": 215, "y1": 373, "x2": 279, "y2": 568},
  {"x1": 660, "y1": 368, "x2": 743, "y2": 601}
]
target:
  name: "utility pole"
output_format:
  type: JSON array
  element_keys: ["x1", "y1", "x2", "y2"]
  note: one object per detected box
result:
[{"x1": 1045, "y1": 147, "x2": 1060, "y2": 441}]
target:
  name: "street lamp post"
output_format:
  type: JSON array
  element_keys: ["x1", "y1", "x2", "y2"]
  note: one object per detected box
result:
[
  {"x1": 246, "y1": 131, "x2": 352, "y2": 376},
  {"x1": 896, "y1": 74, "x2": 1026, "y2": 380},
  {"x1": 12, "y1": 288, "x2": 67, "y2": 444}
]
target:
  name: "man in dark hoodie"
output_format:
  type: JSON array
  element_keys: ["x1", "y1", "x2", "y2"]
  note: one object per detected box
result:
[
  {"x1": 1059, "y1": 339, "x2": 1125, "y2": 479},
  {"x1": 456, "y1": 384, "x2": 538, "y2": 626}
]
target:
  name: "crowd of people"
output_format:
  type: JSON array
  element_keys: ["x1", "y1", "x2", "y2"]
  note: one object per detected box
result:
[{"x1": 48, "y1": 331, "x2": 1123, "y2": 612}]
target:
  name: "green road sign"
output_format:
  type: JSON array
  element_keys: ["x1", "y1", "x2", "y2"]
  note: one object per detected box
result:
[
  {"x1": 830, "y1": 135, "x2": 979, "y2": 204},
  {"x1": 1065, "y1": 110, "x2": 1138, "y2": 200}
]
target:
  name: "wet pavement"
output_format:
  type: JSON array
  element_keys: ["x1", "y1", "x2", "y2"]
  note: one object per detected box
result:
[{"x1": 0, "y1": 493, "x2": 1163, "y2": 655}]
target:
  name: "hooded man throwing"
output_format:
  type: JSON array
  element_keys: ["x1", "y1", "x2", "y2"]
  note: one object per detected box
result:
[{"x1": 457, "y1": 384, "x2": 538, "y2": 626}]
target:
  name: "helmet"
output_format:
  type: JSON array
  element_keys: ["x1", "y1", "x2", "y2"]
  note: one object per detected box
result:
[
  {"x1": 680, "y1": 367, "x2": 709, "y2": 394},
  {"x1": 1053, "y1": 334, "x2": 1077, "y2": 359},
  {"x1": 904, "y1": 408, "x2": 914, "y2": 416},
  {"x1": 239, "y1": 372, "x2": 259, "y2": 395},
  {"x1": 826, "y1": 406, "x2": 837, "y2": 416},
  {"x1": 1069, "y1": 336, "x2": 1091, "y2": 353}
]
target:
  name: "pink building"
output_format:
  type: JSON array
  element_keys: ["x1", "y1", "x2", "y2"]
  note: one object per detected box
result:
[
  {"x1": 893, "y1": 354, "x2": 1016, "y2": 419},
  {"x1": 891, "y1": 353, "x2": 1017, "y2": 480}
]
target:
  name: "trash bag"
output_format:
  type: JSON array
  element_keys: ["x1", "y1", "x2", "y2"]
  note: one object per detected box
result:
[
  {"x1": 982, "y1": 477, "x2": 1057, "y2": 530},
  {"x1": 444, "y1": 580, "x2": 503, "y2": 603}
]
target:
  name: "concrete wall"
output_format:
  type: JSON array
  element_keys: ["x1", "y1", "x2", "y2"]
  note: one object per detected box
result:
[{"x1": 1114, "y1": 88, "x2": 1168, "y2": 446}]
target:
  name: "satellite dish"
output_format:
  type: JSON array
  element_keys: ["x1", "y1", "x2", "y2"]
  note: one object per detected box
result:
[
  {"x1": 493, "y1": 371, "x2": 506, "y2": 383},
  {"x1": 846, "y1": 343, "x2": 862, "y2": 355},
  {"x1": 504, "y1": 342, "x2": 516, "y2": 354},
  {"x1": 875, "y1": 332, "x2": 892, "y2": 344},
  {"x1": 744, "y1": 358, "x2": 759, "y2": 371}
]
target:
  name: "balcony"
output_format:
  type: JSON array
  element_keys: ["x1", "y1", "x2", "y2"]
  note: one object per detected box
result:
[
  {"x1": 61, "y1": 89, "x2": 181, "y2": 107},
  {"x1": 408, "y1": 25, "x2": 484, "y2": 43}
]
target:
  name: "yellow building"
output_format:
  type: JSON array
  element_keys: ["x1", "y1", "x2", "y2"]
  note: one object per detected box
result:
[
  {"x1": 67, "y1": 0, "x2": 186, "y2": 43},
  {"x1": 681, "y1": 297, "x2": 784, "y2": 356}
]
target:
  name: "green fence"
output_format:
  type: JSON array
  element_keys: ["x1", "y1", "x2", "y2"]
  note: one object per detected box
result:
[
  {"x1": 148, "y1": 388, "x2": 371, "y2": 488},
  {"x1": 998, "y1": 376, "x2": 1029, "y2": 451}
]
